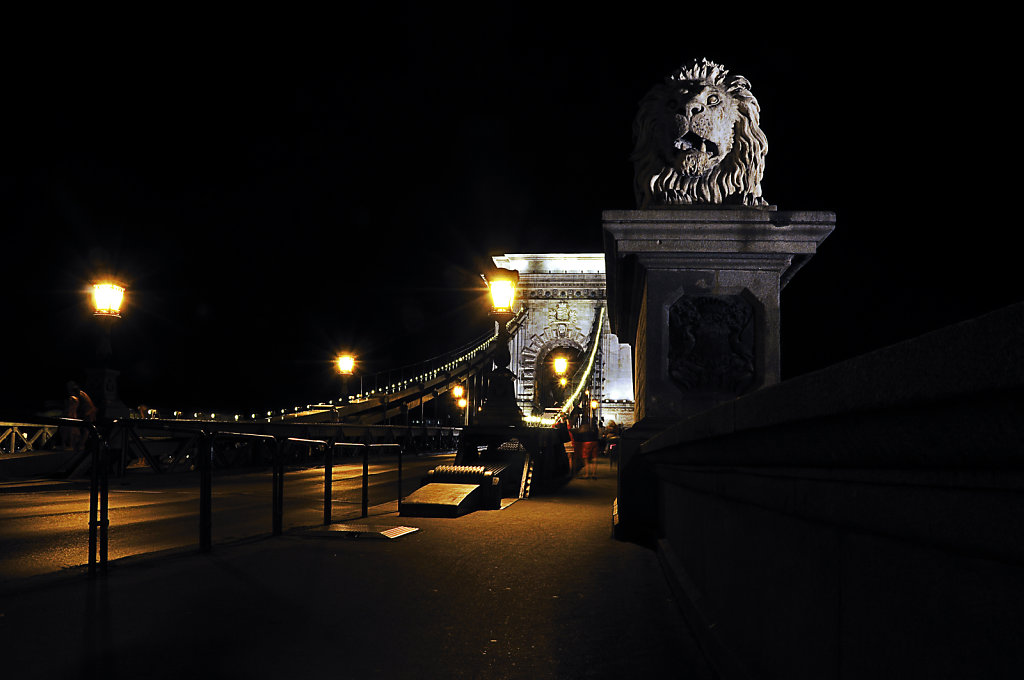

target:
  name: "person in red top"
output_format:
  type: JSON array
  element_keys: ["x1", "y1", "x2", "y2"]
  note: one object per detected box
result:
[
  {"x1": 552, "y1": 414, "x2": 574, "y2": 475},
  {"x1": 573, "y1": 420, "x2": 601, "y2": 479}
]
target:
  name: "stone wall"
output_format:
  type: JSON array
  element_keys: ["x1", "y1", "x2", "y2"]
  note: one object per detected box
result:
[{"x1": 624, "y1": 302, "x2": 1024, "y2": 678}]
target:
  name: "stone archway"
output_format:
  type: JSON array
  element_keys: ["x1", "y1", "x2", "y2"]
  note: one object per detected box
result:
[
  {"x1": 492, "y1": 253, "x2": 635, "y2": 425},
  {"x1": 532, "y1": 341, "x2": 585, "y2": 411}
]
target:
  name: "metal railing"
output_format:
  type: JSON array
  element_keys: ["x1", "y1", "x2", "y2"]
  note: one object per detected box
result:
[
  {"x1": 0, "y1": 421, "x2": 58, "y2": 454},
  {"x1": 2, "y1": 414, "x2": 449, "y2": 580}
]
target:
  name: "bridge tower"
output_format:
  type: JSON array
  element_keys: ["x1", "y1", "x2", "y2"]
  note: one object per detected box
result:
[{"x1": 492, "y1": 254, "x2": 635, "y2": 427}]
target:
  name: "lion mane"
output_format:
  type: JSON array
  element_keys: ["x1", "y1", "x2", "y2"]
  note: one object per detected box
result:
[{"x1": 631, "y1": 59, "x2": 768, "y2": 208}]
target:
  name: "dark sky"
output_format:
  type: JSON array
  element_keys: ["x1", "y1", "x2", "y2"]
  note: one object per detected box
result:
[{"x1": 2, "y1": 13, "x2": 1019, "y2": 416}]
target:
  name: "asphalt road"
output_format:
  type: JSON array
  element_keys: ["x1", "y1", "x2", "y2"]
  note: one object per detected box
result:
[{"x1": 0, "y1": 454, "x2": 453, "y2": 584}]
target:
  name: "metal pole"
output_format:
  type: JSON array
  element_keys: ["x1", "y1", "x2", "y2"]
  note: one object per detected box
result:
[
  {"x1": 199, "y1": 433, "x2": 212, "y2": 552},
  {"x1": 88, "y1": 428, "x2": 98, "y2": 578},
  {"x1": 273, "y1": 439, "x2": 283, "y2": 535},
  {"x1": 361, "y1": 443, "x2": 369, "y2": 518},
  {"x1": 99, "y1": 436, "x2": 109, "y2": 573},
  {"x1": 121, "y1": 422, "x2": 128, "y2": 477},
  {"x1": 323, "y1": 440, "x2": 334, "y2": 526},
  {"x1": 397, "y1": 443, "x2": 403, "y2": 503}
]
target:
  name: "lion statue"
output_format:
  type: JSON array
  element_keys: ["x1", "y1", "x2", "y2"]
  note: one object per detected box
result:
[{"x1": 632, "y1": 58, "x2": 768, "y2": 208}]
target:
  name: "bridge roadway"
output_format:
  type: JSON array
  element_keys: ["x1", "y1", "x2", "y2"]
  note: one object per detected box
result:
[{"x1": 0, "y1": 467, "x2": 712, "y2": 678}]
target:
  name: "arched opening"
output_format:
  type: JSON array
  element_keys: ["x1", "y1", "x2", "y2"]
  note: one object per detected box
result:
[{"x1": 534, "y1": 346, "x2": 585, "y2": 411}]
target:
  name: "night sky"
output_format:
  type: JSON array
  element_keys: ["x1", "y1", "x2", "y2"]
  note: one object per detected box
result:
[{"x1": 2, "y1": 13, "x2": 1018, "y2": 417}]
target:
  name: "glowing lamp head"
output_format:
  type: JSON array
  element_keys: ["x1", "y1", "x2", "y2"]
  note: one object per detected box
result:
[
  {"x1": 92, "y1": 283, "x2": 124, "y2": 317},
  {"x1": 590, "y1": 399, "x2": 599, "y2": 410},
  {"x1": 457, "y1": 397, "x2": 468, "y2": 409},
  {"x1": 451, "y1": 384, "x2": 465, "y2": 399},
  {"x1": 336, "y1": 354, "x2": 355, "y2": 375},
  {"x1": 559, "y1": 377, "x2": 568, "y2": 387},
  {"x1": 486, "y1": 268, "x2": 519, "y2": 313},
  {"x1": 553, "y1": 356, "x2": 568, "y2": 375}
]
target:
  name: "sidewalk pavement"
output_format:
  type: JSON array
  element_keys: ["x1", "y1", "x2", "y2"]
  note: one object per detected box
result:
[{"x1": 0, "y1": 470, "x2": 714, "y2": 679}]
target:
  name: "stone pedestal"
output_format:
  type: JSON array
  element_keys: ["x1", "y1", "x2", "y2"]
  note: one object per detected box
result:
[{"x1": 603, "y1": 206, "x2": 834, "y2": 541}]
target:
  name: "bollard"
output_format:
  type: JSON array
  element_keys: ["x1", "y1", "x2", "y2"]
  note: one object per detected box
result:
[{"x1": 199, "y1": 432, "x2": 212, "y2": 552}]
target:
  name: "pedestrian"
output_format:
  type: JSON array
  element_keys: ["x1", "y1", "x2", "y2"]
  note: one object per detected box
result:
[
  {"x1": 552, "y1": 413, "x2": 573, "y2": 475},
  {"x1": 66, "y1": 381, "x2": 97, "y2": 453},
  {"x1": 604, "y1": 420, "x2": 622, "y2": 467},
  {"x1": 60, "y1": 387, "x2": 80, "y2": 451},
  {"x1": 573, "y1": 419, "x2": 601, "y2": 479}
]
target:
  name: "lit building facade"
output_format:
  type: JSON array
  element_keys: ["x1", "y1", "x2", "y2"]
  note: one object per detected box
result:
[{"x1": 492, "y1": 253, "x2": 635, "y2": 427}]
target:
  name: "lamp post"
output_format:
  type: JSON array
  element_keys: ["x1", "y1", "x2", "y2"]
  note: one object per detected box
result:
[
  {"x1": 337, "y1": 354, "x2": 355, "y2": 411},
  {"x1": 87, "y1": 282, "x2": 130, "y2": 420},
  {"x1": 476, "y1": 268, "x2": 522, "y2": 427}
]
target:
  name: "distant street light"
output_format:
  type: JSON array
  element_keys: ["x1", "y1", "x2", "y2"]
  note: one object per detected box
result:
[
  {"x1": 337, "y1": 354, "x2": 355, "y2": 376},
  {"x1": 337, "y1": 354, "x2": 356, "y2": 409},
  {"x1": 553, "y1": 355, "x2": 568, "y2": 376},
  {"x1": 451, "y1": 384, "x2": 465, "y2": 399}
]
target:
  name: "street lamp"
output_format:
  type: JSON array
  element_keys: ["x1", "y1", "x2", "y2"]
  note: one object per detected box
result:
[
  {"x1": 89, "y1": 281, "x2": 128, "y2": 419},
  {"x1": 451, "y1": 383, "x2": 468, "y2": 425},
  {"x1": 476, "y1": 267, "x2": 522, "y2": 427},
  {"x1": 92, "y1": 283, "x2": 124, "y2": 318},
  {"x1": 337, "y1": 354, "x2": 355, "y2": 406}
]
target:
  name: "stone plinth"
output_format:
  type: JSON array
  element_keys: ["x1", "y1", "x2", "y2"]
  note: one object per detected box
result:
[
  {"x1": 604, "y1": 207, "x2": 834, "y2": 425},
  {"x1": 604, "y1": 207, "x2": 833, "y2": 542}
]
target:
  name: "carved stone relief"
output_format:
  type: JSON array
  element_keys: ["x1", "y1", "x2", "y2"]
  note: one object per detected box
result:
[{"x1": 668, "y1": 294, "x2": 755, "y2": 394}]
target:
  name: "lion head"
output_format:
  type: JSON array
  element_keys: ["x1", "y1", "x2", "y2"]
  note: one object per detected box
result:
[{"x1": 632, "y1": 59, "x2": 768, "y2": 208}]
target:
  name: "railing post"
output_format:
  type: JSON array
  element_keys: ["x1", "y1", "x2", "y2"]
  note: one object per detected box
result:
[
  {"x1": 323, "y1": 439, "x2": 334, "y2": 526},
  {"x1": 121, "y1": 421, "x2": 129, "y2": 477},
  {"x1": 273, "y1": 438, "x2": 284, "y2": 535},
  {"x1": 361, "y1": 443, "x2": 369, "y2": 518},
  {"x1": 199, "y1": 432, "x2": 212, "y2": 552},
  {"x1": 397, "y1": 443, "x2": 403, "y2": 504}
]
